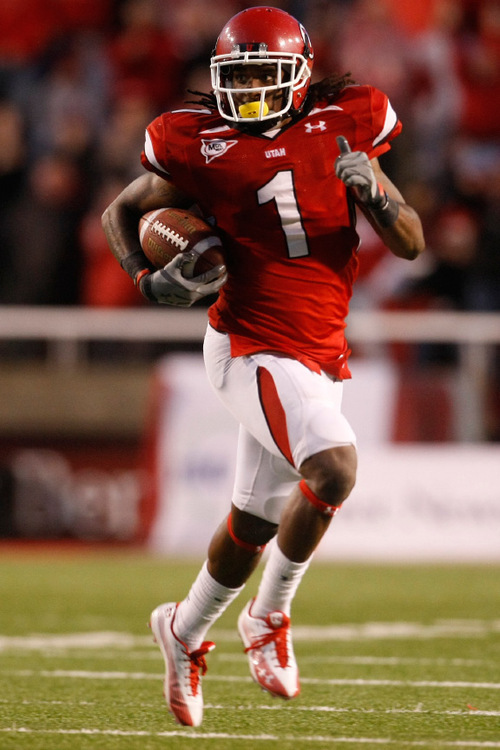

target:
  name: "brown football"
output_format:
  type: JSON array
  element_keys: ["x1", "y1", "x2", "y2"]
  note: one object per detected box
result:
[{"x1": 138, "y1": 207, "x2": 225, "y2": 278}]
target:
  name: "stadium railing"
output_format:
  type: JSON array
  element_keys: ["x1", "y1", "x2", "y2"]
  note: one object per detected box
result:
[{"x1": 0, "y1": 307, "x2": 498, "y2": 441}]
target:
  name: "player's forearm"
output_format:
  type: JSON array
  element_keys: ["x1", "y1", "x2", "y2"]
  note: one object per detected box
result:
[
  {"x1": 101, "y1": 174, "x2": 161, "y2": 266},
  {"x1": 335, "y1": 146, "x2": 426, "y2": 261},
  {"x1": 101, "y1": 198, "x2": 143, "y2": 267},
  {"x1": 369, "y1": 201, "x2": 426, "y2": 260}
]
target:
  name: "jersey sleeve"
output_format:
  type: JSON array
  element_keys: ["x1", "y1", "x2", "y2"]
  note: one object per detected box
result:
[
  {"x1": 140, "y1": 114, "x2": 173, "y2": 179},
  {"x1": 365, "y1": 85, "x2": 402, "y2": 158},
  {"x1": 337, "y1": 85, "x2": 402, "y2": 159}
]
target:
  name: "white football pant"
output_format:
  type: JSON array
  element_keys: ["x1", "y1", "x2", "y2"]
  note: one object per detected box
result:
[{"x1": 203, "y1": 324, "x2": 356, "y2": 524}]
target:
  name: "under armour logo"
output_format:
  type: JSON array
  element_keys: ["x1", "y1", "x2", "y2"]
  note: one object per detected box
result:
[
  {"x1": 305, "y1": 121, "x2": 326, "y2": 133},
  {"x1": 256, "y1": 664, "x2": 275, "y2": 683},
  {"x1": 201, "y1": 138, "x2": 237, "y2": 163}
]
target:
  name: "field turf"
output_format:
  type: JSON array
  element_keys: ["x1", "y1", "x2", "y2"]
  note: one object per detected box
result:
[{"x1": 0, "y1": 549, "x2": 499, "y2": 749}]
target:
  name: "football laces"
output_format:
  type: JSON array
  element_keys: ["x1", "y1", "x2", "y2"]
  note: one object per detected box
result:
[{"x1": 151, "y1": 220, "x2": 189, "y2": 251}]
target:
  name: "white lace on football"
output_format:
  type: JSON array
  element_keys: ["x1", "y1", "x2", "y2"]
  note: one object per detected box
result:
[{"x1": 151, "y1": 220, "x2": 189, "y2": 251}]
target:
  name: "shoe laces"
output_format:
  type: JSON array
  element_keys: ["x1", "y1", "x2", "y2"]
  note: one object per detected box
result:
[
  {"x1": 244, "y1": 612, "x2": 291, "y2": 668},
  {"x1": 186, "y1": 642, "x2": 215, "y2": 695}
]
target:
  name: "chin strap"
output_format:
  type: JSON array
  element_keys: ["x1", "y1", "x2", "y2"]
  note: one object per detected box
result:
[{"x1": 235, "y1": 118, "x2": 281, "y2": 134}]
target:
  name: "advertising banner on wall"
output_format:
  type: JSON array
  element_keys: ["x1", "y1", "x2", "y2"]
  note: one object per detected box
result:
[{"x1": 146, "y1": 354, "x2": 500, "y2": 561}]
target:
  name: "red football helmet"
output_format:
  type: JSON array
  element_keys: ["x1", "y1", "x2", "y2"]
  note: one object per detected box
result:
[{"x1": 210, "y1": 6, "x2": 314, "y2": 125}]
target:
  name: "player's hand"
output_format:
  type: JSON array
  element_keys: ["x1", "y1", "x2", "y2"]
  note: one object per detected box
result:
[
  {"x1": 139, "y1": 254, "x2": 227, "y2": 307},
  {"x1": 335, "y1": 135, "x2": 386, "y2": 207}
]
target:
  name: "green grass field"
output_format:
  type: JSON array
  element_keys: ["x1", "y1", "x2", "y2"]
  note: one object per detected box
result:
[{"x1": 0, "y1": 549, "x2": 499, "y2": 749}]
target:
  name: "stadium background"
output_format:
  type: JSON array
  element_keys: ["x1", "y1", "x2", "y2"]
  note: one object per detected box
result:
[{"x1": 0, "y1": 0, "x2": 499, "y2": 556}]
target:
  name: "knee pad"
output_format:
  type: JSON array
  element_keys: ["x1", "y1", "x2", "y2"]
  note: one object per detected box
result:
[{"x1": 299, "y1": 479, "x2": 342, "y2": 517}]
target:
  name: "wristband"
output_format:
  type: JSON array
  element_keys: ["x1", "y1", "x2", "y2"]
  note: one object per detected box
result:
[
  {"x1": 368, "y1": 193, "x2": 400, "y2": 228},
  {"x1": 120, "y1": 250, "x2": 153, "y2": 280},
  {"x1": 135, "y1": 268, "x2": 151, "y2": 287},
  {"x1": 137, "y1": 272, "x2": 156, "y2": 302}
]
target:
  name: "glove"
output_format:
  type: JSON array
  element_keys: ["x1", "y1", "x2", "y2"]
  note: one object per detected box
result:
[
  {"x1": 335, "y1": 135, "x2": 399, "y2": 227},
  {"x1": 335, "y1": 135, "x2": 386, "y2": 207},
  {"x1": 139, "y1": 253, "x2": 227, "y2": 307}
]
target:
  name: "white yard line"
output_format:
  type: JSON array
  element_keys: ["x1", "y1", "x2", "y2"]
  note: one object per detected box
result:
[
  {"x1": 5, "y1": 669, "x2": 500, "y2": 690},
  {"x1": 1, "y1": 619, "x2": 500, "y2": 652},
  {"x1": 0, "y1": 697, "x2": 499, "y2": 717},
  {"x1": 3, "y1": 624, "x2": 498, "y2": 747},
  {"x1": 1, "y1": 727, "x2": 500, "y2": 747}
]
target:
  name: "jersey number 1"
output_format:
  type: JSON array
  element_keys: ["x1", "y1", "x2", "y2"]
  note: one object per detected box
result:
[{"x1": 257, "y1": 170, "x2": 310, "y2": 258}]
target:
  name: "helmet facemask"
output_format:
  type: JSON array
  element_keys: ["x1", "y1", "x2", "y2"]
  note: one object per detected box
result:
[{"x1": 210, "y1": 44, "x2": 312, "y2": 126}]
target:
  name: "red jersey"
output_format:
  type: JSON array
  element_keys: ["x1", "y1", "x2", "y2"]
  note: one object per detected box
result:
[{"x1": 141, "y1": 85, "x2": 401, "y2": 378}]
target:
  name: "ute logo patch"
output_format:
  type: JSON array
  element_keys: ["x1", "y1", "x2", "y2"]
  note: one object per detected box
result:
[{"x1": 201, "y1": 139, "x2": 238, "y2": 163}]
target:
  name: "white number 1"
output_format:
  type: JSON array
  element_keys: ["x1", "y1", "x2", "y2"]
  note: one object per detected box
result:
[{"x1": 257, "y1": 171, "x2": 310, "y2": 258}]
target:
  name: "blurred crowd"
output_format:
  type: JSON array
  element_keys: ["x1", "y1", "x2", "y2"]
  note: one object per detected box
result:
[
  {"x1": 0, "y1": 0, "x2": 499, "y2": 442},
  {"x1": 0, "y1": 0, "x2": 499, "y2": 312}
]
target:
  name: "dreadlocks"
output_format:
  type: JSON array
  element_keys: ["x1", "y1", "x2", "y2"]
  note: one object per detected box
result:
[
  {"x1": 186, "y1": 90, "x2": 218, "y2": 110},
  {"x1": 303, "y1": 73, "x2": 355, "y2": 112}
]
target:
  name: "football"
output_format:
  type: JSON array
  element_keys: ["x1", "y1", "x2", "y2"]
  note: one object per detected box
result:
[{"x1": 138, "y1": 207, "x2": 225, "y2": 279}]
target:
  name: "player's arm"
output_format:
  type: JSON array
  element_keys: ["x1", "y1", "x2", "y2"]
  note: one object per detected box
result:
[
  {"x1": 363, "y1": 158, "x2": 425, "y2": 260},
  {"x1": 335, "y1": 136, "x2": 425, "y2": 261},
  {"x1": 101, "y1": 172, "x2": 191, "y2": 280},
  {"x1": 101, "y1": 173, "x2": 226, "y2": 306}
]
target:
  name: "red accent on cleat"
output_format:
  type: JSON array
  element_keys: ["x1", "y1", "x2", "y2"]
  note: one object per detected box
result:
[
  {"x1": 149, "y1": 602, "x2": 215, "y2": 727},
  {"x1": 238, "y1": 598, "x2": 300, "y2": 699}
]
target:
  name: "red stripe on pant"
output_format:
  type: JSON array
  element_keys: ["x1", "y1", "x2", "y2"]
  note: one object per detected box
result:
[{"x1": 257, "y1": 366, "x2": 294, "y2": 466}]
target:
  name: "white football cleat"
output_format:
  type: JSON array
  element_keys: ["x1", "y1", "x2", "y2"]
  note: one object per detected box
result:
[
  {"x1": 237, "y1": 598, "x2": 300, "y2": 699},
  {"x1": 149, "y1": 602, "x2": 215, "y2": 727}
]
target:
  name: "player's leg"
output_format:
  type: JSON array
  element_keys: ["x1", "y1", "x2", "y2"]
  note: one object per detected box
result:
[
  {"x1": 150, "y1": 329, "x2": 358, "y2": 720},
  {"x1": 277, "y1": 443, "x2": 357, "y2": 561},
  {"x1": 149, "y1": 322, "x2": 290, "y2": 726},
  {"x1": 202, "y1": 329, "x2": 359, "y2": 695},
  {"x1": 206, "y1": 503, "x2": 277, "y2": 588},
  {"x1": 235, "y1": 446, "x2": 356, "y2": 700},
  {"x1": 149, "y1": 526, "x2": 256, "y2": 727},
  {"x1": 171, "y1": 423, "x2": 291, "y2": 644},
  {"x1": 225, "y1": 351, "x2": 357, "y2": 697},
  {"x1": 149, "y1": 427, "x2": 282, "y2": 726}
]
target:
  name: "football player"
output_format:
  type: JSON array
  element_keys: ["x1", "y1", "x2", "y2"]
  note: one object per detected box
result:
[{"x1": 102, "y1": 6, "x2": 425, "y2": 727}]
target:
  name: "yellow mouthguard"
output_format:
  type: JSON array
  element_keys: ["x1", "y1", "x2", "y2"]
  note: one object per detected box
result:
[{"x1": 238, "y1": 101, "x2": 269, "y2": 119}]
